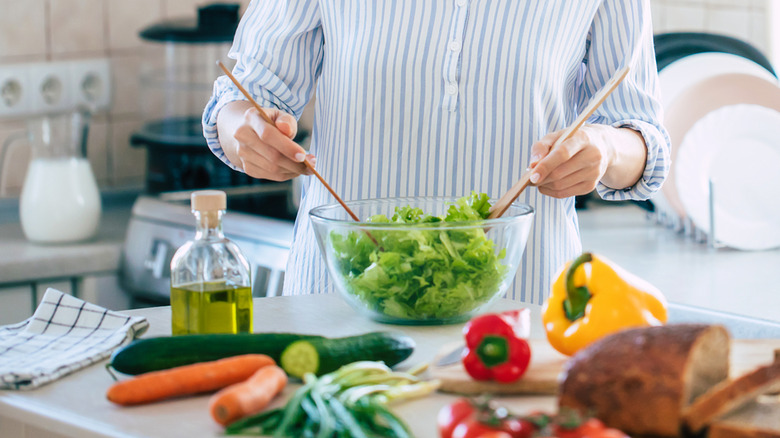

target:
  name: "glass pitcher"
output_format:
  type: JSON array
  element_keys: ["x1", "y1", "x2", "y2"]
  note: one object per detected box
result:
[{"x1": 1, "y1": 109, "x2": 101, "y2": 243}]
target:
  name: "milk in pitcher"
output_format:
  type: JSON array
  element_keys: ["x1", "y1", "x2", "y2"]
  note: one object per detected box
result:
[{"x1": 20, "y1": 157, "x2": 102, "y2": 243}]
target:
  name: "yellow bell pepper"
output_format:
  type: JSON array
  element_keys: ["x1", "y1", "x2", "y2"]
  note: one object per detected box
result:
[{"x1": 541, "y1": 252, "x2": 668, "y2": 356}]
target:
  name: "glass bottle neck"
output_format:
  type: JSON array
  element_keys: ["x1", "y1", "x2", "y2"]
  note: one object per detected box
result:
[{"x1": 194, "y1": 210, "x2": 225, "y2": 240}]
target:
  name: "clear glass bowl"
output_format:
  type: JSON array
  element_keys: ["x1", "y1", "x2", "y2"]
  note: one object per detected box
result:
[{"x1": 309, "y1": 196, "x2": 534, "y2": 325}]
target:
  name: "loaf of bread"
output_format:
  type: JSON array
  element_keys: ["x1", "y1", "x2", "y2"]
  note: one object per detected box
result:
[
  {"x1": 684, "y1": 360, "x2": 780, "y2": 434},
  {"x1": 558, "y1": 324, "x2": 730, "y2": 437}
]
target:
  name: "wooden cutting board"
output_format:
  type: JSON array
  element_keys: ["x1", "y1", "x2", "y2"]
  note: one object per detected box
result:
[
  {"x1": 430, "y1": 339, "x2": 568, "y2": 395},
  {"x1": 430, "y1": 338, "x2": 780, "y2": 396}
]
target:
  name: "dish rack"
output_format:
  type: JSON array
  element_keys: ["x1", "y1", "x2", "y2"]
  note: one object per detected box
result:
[{"x1": 649, "y1": 179, "x2": 724, "y2": 250}]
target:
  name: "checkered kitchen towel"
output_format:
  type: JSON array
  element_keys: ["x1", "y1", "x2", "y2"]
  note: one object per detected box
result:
[{"x1": 0, "y1": 288, "x2": 148, "y2": 390}]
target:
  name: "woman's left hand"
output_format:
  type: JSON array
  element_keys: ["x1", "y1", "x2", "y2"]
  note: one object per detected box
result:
[{"x1": 527, "y1": 124, "x2": 646, "y2": 199}]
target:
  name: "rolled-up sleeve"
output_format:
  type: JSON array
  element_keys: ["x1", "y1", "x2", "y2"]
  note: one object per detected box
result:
[
  {"x1": 202, "y1": 0, "x2": 324, "y2": 170},
  {"x1": 578, "y1": 0, "x2": 671, "y2": 201}
]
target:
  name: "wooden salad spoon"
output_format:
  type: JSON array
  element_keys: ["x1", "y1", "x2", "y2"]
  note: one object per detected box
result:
[{"x1": 488, "y1": 66, "x2": 631, "y2": 219}]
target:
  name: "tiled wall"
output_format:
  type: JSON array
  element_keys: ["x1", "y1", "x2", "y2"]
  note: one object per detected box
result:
[
  {"x1": 650, "y1": 0, "x2": 771, "y2": 57},
  {"x1": 0, "y1": 0, "x2": 249, "y2": 197},
  {"x1": 0, "y1": 0, "x2": 776, "y2": 198}
]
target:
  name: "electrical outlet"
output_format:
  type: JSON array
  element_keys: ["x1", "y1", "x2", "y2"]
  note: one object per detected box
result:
[
  {"x1": 0, "y1": 64, "x2": 33, "y2": 118},
  {"x1": 29, "y1": 61, "x2": 73, "y2": 114},
  {"x1": 0, "y1": 59, "x2": 111, "y2": 119},
  {"x1": 69, "y1": 58, "x2": 111, "y2": 111}
]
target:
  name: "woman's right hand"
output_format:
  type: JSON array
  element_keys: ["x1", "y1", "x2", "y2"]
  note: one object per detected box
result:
[{"x1": 218, "y1": 101, "x2": 314, "y2": 181}]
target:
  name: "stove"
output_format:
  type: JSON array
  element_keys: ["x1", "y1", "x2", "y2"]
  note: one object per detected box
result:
[{"x1": 120, "y1": 183, "x2": 296, "y2": 306}]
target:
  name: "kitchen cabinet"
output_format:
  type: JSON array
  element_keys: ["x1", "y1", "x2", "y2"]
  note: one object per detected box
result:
[
  {"x1": 76, "y1": 274, "x2": 132, "y2": 311},
  {"x1": 0, "y1": 274, "x2": 131, "y2": 327}
]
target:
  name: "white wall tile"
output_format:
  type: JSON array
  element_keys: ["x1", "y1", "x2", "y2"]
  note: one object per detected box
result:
[
  {"x1": 651, "y1": 0, "x2": 668, "y2": 33},
  {"x1": 109, "y1": 53, "x2": 143, "y2": 116},
  {"x1": 665, "y1": 4, "x2": 707, "y2": 31},
  {"x1": 769, "y1": 0, "x2": 780, "y2": 69},
  {"x1": 750, "y1": 9, "x2": 771, "y2": 59},
  {"x1": 50, "y1": 0, "x2": 106, "y2": 56},
  {"x1": 164, "y1": 0, "x2": 250, "y2": 20},
  {"x1": 707, "y1": 7, "x2": 753, "y2": 43},
  {"x1": 0, "y1": 0, "x2": 47, "y2": 60},
  {"x1": 110, "y1": 116, "x2": 146, "y2": 187},
  {"x1": 107, "y1": 0, "x2": 163, "y2": 51},
  {"x1": 164, "y1": 0, "x2": 203, "y2": 18},
  {"x1": 705, "y1": 0, "x2": 752, "y2": 6}
]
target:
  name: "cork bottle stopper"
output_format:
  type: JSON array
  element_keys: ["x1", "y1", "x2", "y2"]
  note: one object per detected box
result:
[{"x1": 191, "y1": 190, "x2": 227, "y2": 212}]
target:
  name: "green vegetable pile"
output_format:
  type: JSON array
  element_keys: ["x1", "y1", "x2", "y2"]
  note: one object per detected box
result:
[
  {"x1": 226, "y1": 361, "x2": 438, "y2": 437},
  {"x1": 329, "y1": 192, "x2": 508, "y2": 321}
]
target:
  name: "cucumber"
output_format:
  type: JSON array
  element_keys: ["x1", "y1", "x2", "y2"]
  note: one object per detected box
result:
[
  {"x1": 280, "y1": 331, "x2": 415, "y2": 378},
  {"x1": 109, "y1": 332, "x2": 324, "y2": 375}
]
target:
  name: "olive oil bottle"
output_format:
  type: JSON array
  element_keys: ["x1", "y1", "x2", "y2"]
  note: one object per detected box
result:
[{"x1": 170, "y1": 190, "x2": 252, "y2": 335}]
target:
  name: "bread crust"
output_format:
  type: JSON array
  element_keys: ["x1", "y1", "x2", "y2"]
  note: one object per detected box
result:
[{"x1": 558, "y1": 324, "x2": 730, "y2": 438}]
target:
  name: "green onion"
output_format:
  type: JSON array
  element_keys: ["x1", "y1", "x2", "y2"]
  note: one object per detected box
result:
[{"x1": 227, "y1": 361, "x2": 439, "y2": 437}]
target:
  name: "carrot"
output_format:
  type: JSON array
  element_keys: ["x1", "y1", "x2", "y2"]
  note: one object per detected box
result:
[
  {"x1": 209, "y1": 364, "x2": 288, "y2": 426},
  {"x1": 106, "y1": 354, "x2": 275, "y2": 406}
]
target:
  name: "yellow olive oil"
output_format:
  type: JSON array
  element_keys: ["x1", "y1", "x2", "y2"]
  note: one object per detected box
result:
[{"x1": 171, "y1": 281, "x2": 253, "y2": 335}]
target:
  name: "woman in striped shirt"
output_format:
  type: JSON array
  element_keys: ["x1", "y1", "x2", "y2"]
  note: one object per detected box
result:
[{"x1": 203, "y1": 0, "x2": 670, "y2": 304}]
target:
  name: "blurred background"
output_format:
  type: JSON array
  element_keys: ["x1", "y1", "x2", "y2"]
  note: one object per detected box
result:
[{"x1": 0, "y1": 0, "x2": 776, "y2": 196}]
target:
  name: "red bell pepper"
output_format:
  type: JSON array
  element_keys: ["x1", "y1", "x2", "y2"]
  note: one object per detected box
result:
[{"x1": 461, "y1": 309, "x2": 532, "y2": 383}]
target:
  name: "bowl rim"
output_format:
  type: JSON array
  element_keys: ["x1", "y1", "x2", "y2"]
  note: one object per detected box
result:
[{"x1": 308, "y1": 195, "x2": 534, "y2": 228}]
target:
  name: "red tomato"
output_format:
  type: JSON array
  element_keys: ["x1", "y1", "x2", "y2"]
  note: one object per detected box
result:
[
  {"x1": 438, "y1": 398, "x2": 476, "y2": 438},
  {"x1": 500, "y1": 417, "x2": 536, "y2": 438},
  {"x1": 452, "y1": 418, "x2": 513, "y2": 438}
]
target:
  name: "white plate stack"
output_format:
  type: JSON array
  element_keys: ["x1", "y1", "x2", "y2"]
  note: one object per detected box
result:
[{"x1": 653, "y1": 51, "x2": 780, "y2": 250}]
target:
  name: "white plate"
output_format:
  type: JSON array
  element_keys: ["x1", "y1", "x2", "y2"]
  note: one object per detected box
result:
[
  {"x1": 675, "y1": 104, "x2": 780, "y2": 250},
  {"x1": 659, "y1": 52, "x2": 778, "y2": 109},
  {"x1": 662, "y1": 73, "x2": 780, "y2": 220}
]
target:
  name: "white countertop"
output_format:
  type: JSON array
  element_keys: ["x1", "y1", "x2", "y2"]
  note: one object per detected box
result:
[
  {"x1": 577, "y1": 202, "x2": 780, "y2": 323},
  {"x1": 0, "y1": 202, "x2": 133, "y2": 284},
  {"x1": 0, "y1": 295, "x2": 557, "y2": 438},
  {"x1": 2, "y1": 294, "x2": 780, "y2": 438}
]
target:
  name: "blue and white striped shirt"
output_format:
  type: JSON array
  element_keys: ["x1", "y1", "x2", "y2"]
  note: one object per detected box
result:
[{"x1": 203, "y1": 0, "x2": 670, "y2": 304}]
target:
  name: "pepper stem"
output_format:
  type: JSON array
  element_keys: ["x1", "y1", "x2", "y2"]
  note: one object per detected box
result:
[
  {"x1": 476, "y1": 336, "x2": 510, "y2": 368},
  {"x1": 563, "y1": 252, "x2": 592, "y2": 321}
]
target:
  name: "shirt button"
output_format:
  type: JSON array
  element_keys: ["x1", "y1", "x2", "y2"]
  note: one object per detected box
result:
[
  {"x1": 455, "y1": 0, "x2": 467, "y2": 7},
  {"x1": 448, "y1": 41, "x2": 462, "y2": 52},
  {"x1": 446, "y1": 84, "x2": 458, "y2": 95}
]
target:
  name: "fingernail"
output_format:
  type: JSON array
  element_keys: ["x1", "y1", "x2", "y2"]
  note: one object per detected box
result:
[
  {"x1": 310, "y1": 156, "x2": 317, "y2": 166},
  {"x1": 530, "y1": 173, "x2": 540, "y2": 184},
  {"x1": 295, "y1": 152, "x2": 306, "y2": 162},
  {"x1": 530, "y1": 154, "x2": 542, "y2": 163}
]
